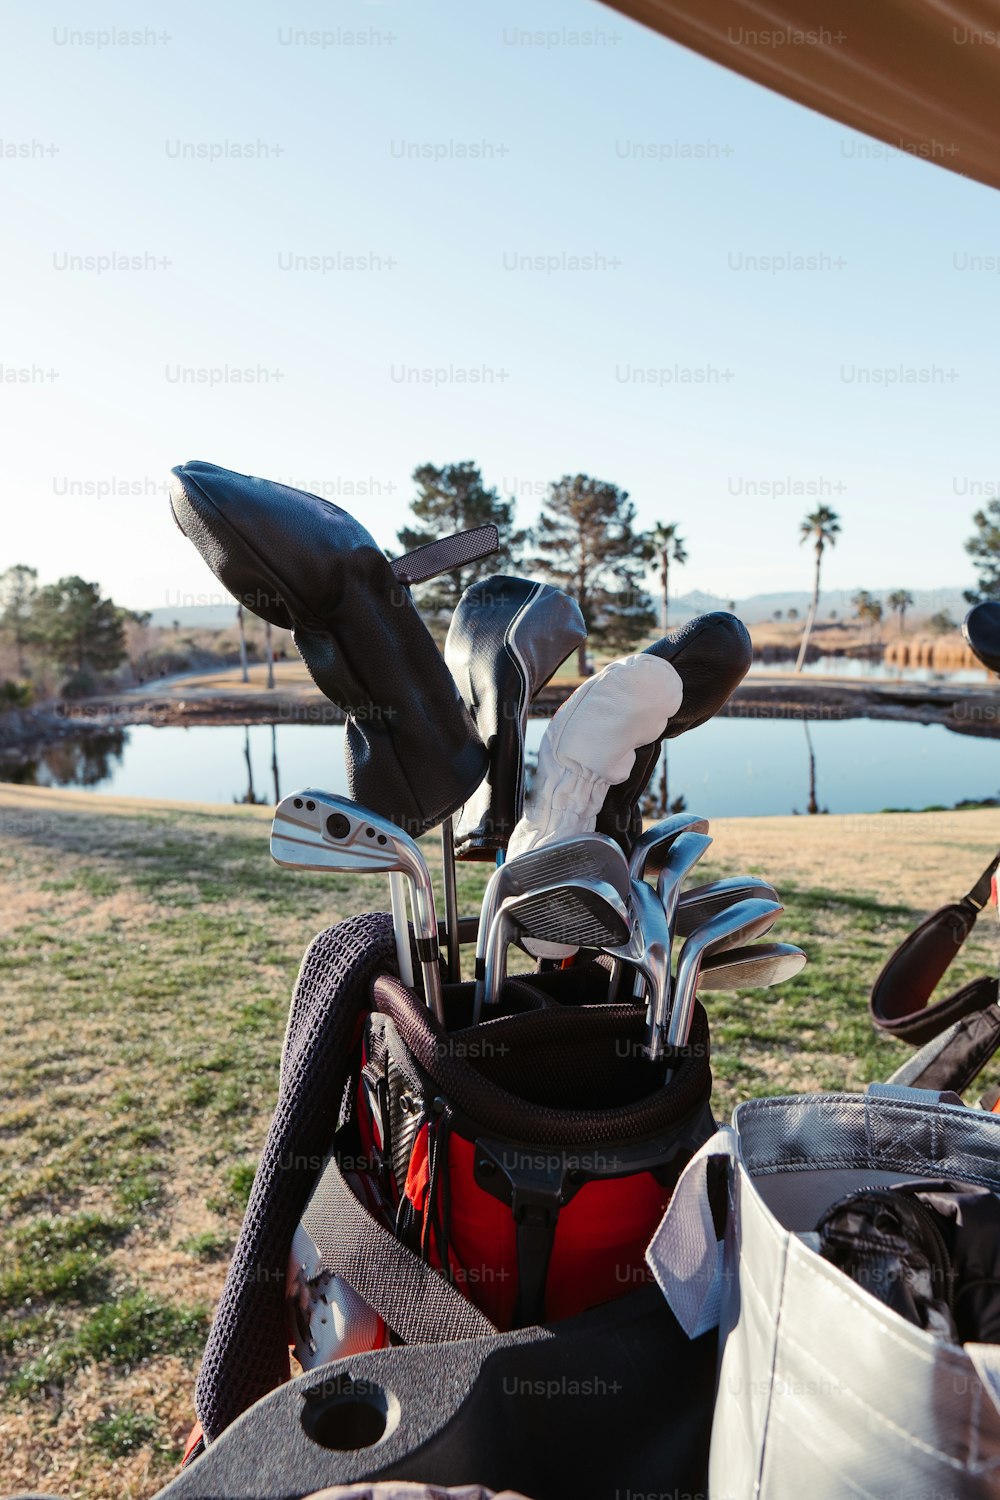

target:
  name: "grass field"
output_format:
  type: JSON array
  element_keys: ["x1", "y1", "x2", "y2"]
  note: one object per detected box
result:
[{"x1": 1, "y1": 784, "x2": 999, "y2": 1498}]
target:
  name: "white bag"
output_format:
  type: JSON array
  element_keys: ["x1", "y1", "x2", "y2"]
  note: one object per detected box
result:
[{"x1": 647, "y1": 1086, "x2": 1000, "y2": 1499}]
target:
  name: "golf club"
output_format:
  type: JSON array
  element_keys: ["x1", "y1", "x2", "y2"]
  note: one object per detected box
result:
[
  {"x1": 603, "y1": 879, "x2": 673, "y2": 1057},
  {"x1": 388, "y1": 874, "x2": 415, "y2": 989},
  {"x1": 479, "y1": 877, "x2": 631, "y2": 1016},
  {"x1": 270, "y1": 789, "x2": 445, "y2": 1025},
  {"x1": 666, "y1": 897, "x2": 784, "y2": 1051},
  {"x1": 473, "y1": 833, "x2": 631, "y2": 1011},
  {"x1": 695, "y1": 941, "x2": 807, "y2": 991},
  {"x1": 675, "y1": 876, "x2": 780, "y2": 940},
  {"x1": 614, "y1": 829, "x2": 713, "y2": 1001},
  {"x1": 628, "y1": 813, "x2": 711, "y2": 883},
  {"x1": 441, "y1": 816, "x2": 461, "y2": 983}
]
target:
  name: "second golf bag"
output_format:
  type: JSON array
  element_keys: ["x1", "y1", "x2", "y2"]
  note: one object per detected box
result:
[{"x1": 870, "y1": 853, "x2": 1000, "y2": 1102}]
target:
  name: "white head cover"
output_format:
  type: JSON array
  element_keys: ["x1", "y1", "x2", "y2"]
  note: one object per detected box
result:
[
  {"x1": 506, "y1": 654, "x2": 682, "y2": 955},
  {"x1": 508, "y1": 653, "x2": 683, "y2": 859}
]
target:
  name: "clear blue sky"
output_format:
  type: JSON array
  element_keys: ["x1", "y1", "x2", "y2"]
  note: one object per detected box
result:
[{"x1": 2, "y1": 0, "x2": 998, "y2": 615}]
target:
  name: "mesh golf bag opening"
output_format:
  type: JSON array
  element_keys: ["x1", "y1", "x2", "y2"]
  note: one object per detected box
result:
[{"x1": 354, "y1": 968, "x2": 715, "y2": 1330}]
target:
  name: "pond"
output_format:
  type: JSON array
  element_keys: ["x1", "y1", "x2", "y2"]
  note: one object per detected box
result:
[
  {"x1": 5, "y1": 716, "x2": 1000, "y2": 819},
  {"x1": 750, "y1": 656, "x2": 990, "y2": 685}
]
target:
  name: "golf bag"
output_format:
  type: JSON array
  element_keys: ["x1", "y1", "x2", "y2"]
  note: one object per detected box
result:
[
  {"x1": 871, "y1": 853, "x2": 1000, "y2": 1102},
  {"x1": 191, "y1": 911, "x2": 716, "y2": 1460},
  {"x1": 344, "y1": 965, "x2": 714, "y2": 1331},
  {"x1": 648, "y1": 1087, "x2": 1000, "y2": 1500}
]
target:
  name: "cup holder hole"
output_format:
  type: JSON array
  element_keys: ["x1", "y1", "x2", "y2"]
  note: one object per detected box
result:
[{"x1": 301, "y1": 1375, "x2": 399, "y2": 1452}]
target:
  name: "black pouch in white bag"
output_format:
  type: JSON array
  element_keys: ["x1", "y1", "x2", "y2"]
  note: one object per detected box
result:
[{"x1": 646, "y1": 1086, "x2": 1000, "y2": 1500}]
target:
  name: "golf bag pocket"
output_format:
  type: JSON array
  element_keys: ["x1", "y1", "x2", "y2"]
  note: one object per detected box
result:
[
  {"x1": 352, "y1": 970, "x2": 716, "y2": 1331},
  {"x1": 647, "y1": 1087, "x2": 1000, "y2": 1500}
]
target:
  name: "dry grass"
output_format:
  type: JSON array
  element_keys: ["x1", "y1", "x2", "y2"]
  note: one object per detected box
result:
[{"x1": 1, "y1": 785, "x2": 998, "y2": 1497}]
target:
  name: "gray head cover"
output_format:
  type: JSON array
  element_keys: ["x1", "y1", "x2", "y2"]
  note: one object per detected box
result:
[{"x1": 445, "y1": 575, "x2": 586, "y2": 860}]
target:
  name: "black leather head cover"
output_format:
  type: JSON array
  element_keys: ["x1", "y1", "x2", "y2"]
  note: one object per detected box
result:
[
  {"x1": 445, "y1": 575, "x2": 586, "y2": 860},
  {"x1": 597, "y1": 612, "x2": 753, "y2": 849},
  {"x1": 169, "y1": 461, "x2": 488, "y2": 833},
  {"x1": 963, "y1": 601, "x2": 1000, "y2": 672}
]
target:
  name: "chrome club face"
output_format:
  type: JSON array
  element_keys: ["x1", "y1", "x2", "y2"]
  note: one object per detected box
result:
[
  {"x1": 674, "y1": 877, "x2": 780, "y2": 940},
  {"x1": 695, "y1": 941, "x2": 806, "y2": 991},
  {"x1": 616, "y1": 830, "x2": 713, "y2": 1004},
  {"x1": 473, "y1": 833, "x2": 631, "y2": 1011},
  {"x1": 603, "y1": 879, "x2": 673, "y2": 1058},
  {"x1": 480, "y1": 877, "x2": 631, "y2": 1017},
  {"x1": 666, "y1": 898, "x2": 784, "y2": 1051},
  {"x1": 271, "y1": 790, "x2": 444, "y2": 1024},
  {"x1": 654, "y1": 831, "x2": 715, "y2": 931},
  {"x1": 628, "y1": 814, "x2": 711, "y2": 883}
]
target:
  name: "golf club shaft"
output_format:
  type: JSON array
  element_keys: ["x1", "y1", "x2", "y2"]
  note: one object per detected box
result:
[
  {"x1": 388, "y1": 872, "x2": 414, "y2": 988},
  {"x1": 441, "y1": 817, "x2": 461, "y2": 984}
]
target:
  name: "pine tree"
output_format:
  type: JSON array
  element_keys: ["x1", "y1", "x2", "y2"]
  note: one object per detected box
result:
[
  {"x1": 397, "y1": 461, "x2": 526, "y2": 612},
  {"x1": 533, "y1": 474, "x2": 654, "y2": 674}
]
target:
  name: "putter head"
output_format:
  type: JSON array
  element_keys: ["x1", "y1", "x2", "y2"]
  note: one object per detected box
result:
[
  {"x1": 481, "y1": 877, "x2": 631, "y2": 1013},
  {"x1": 696, "y1": 941, "x2": 806, "y2": 992},
  {"x1": 629, "y1": 813, "x2": 710, "y2": 882},
  {"x1": 675, "y1": 877, "x2": 780, "y2": 940},
  {"x1": 666, "y1": 897, "x2": 784, "y2": 1050}
]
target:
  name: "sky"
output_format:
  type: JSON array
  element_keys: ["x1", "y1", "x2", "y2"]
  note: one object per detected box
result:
[{"x1": 2, "y1": 0, "x2": 999, "y2": 616}]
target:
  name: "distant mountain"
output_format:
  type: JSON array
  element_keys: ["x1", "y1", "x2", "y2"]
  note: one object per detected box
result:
[
  {"x1": 668, "y1": 587, "x2": 968, "y2": 626},
  {"x1": 146, "y1": 589, "x2": 970, "y2": 633}
]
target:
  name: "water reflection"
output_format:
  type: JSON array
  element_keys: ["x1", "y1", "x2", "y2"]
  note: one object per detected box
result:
[
  {"x1": 5, "y1": 730, "x2": 127, "y2": 788},
  {"x1": 232, "y1": 724, "x2": 283, "y2": 806},
  {"x1": 641, "y1": 743, "x2": 687, "y2": 818},
  {"x1": 795, "y1": 722, "x2": 828, "y2": 816},
  {"x1": 3, "y1": 717, "x2": 999, "y2": 818},
  {"x1": 234, "y1": 725, "x2": 268, "y2": 805}
]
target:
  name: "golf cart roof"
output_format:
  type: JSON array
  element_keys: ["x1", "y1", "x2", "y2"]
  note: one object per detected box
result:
[{"x1": 601, "y1": 0, "x2": 1000, "y2": 193}]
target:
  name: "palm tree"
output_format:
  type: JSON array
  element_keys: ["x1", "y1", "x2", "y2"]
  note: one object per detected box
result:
[
  {"x1": 794, "y1": 506, "x2": 841, "y2": 672},
  {"x1": 887, "y1": 589, "x2": 914, "y2": 634},
  {"x1": 650, "y1": 522, "x2": 688, "y2": 635},
  {"x1": 851, "y1": 590, "x2": 883, "y2": 646}
]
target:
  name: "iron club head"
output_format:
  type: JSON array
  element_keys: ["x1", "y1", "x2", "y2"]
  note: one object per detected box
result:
[
  {"x1": 695, "y1": 941, "x2": 806, "y2": 991},
  {"x1": 474, "y1": 833, "x2": 630, "y2": 1009},
  {"x1": 480, "y1": 876, "x2": 631, "y2": 1016},
  {"x1": 628, "y1": 814, "x2": 710, "y2": 883},
  {"x1": 271, "y1": 790, "x2": 444, "y2": 1023},
  {"x1": 604, "y1": 879, "x2": 673, "y2": 1049},
  {"x1": 675, "y1": 877, "x2": 780, "y2": 940},
  {"x1": 666, "y1": 897, "x2": 784, "y2": 1051}
]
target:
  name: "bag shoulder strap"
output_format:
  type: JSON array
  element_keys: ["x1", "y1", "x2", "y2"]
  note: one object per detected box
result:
[
  {"x1": 964, "y1": 853, "x2": 1000, "y2": 912},
  {"x1": 870, "y1": 852, "x2": 1000, "y2": 1046},
  {"x1": 301, "y1": 1150, "x2": 497, "y2": 1345}
]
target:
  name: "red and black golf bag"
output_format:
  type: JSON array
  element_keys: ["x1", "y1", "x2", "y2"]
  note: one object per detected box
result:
[{"x1": 178, "y1": 912, "x2": 719, "y2": 1499}]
